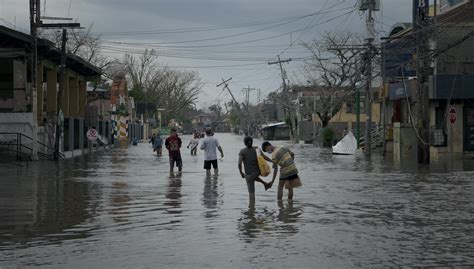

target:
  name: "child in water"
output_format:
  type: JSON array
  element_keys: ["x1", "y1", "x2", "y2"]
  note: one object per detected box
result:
[
  {"x1": 262, "y1": 141, "x2": 302, "y2": 201},
  {"x1": 187, "y1": 133, "x2": 200, "y2": 156},
  {"x1": 238, "y1": 136, "x2": 271, "y2": 202}
]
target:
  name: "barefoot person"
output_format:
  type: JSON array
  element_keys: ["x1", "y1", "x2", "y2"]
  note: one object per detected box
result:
[
  {"x1": 262, "y1": 141, "x2": 302, "y2": 201},
  {"x1": 153, "y1": 133, "x2": 163, "y2": 156},
  {"x1": 187, "y1": 133, "x2": 199, "y2": 156},
  {"x1": 200, "y1": 128, "x2": 223, "y2": 176},
  {"x1": 238, "y1": 137, "x2": 271, "y2": 201},
  {"x1": 165, "y1": 128, "x2": 183, "y2": 172}
]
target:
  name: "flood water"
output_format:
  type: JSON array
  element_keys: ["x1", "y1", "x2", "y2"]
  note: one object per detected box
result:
[{"x1": 1, "y1": 133, "x2": 474, "y2": 268}]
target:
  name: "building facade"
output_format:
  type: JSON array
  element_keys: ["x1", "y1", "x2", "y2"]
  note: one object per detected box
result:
[
  {"x1": 0, "y1": 25, "x2": 101, "y2": 160},
  {"x1": 382, "y1": 0, "x2": 474, "y2": 162}
]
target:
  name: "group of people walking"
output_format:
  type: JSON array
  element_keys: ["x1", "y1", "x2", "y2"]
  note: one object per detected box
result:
[
  {"x1": 150, "y1": 128, "x2": 223, "y2": 176},
  {"x1": 150, "y1": 129, "x2": 301, "y2": 201}
]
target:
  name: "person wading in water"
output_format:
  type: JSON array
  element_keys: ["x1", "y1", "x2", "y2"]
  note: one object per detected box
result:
[
  {"x1": 200, "y1": 129, "x2": 223, "y2": 176},
  {"x1": 262, "y1": 141, "x2": 302, "y2": 201},
  {"x1": 238, "y1": 136, "x2": 272, "y2": 202},
  {"x1": 165, "y1": 128, "x2": 183, "y2": 173}
]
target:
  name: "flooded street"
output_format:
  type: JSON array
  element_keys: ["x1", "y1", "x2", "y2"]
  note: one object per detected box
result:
[{"x1": 1, "y1": 133, "x2": 474, "y2": 268}]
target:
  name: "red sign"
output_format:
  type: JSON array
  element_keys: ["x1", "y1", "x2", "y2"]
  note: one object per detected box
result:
[{"x1": 448, "y1": 107, "x2": 456, "y2": 124}]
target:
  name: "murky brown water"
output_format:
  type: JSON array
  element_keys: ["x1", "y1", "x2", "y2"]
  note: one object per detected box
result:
[{"x1": 1, "y1": 133, "x2": 474, "y2": 267}]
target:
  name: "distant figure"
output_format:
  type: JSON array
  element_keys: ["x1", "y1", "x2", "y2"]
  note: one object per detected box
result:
[
  {"x1": 200, "y1": 129, "x2": 224, "y2": 176},
  {"x1": 238, "y1": 136, "x2": 272, "y2": 202},
  {"x1": 187, "y1": 133, "x2": 200, "y2": 156},
  {"x1": 150, "y1": 133, "x2": 156, "y2": 145},
  {"x1": 165, "y1": 128, "x2": 182, "y2": 172},
  {"x1": 154, "y1": 133, "x2": 163, "y2": 156},
  {"x1": 262, "y1": 141, "x2": 302, "y2": 201}
]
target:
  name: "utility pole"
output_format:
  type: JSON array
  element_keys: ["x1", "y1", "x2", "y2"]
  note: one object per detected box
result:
[
  {"x1": 53, "y1": 29, "x2": 67, "y2": 160},
  {"x1": 414, "y1": 0, "x2": 431, "y2": 164},
  {"x1": 356, "y1": 85, "x2": 361, "y2": 148},
  {"x1": 312, "y1": 91, "x2": 317, "y2": 144},
  {"x1": 359, "y1": 0, "x2": 379, "y2": 157},
  {"x1": 364, "y1": 2, "x2": 374, "y2": 157},
  {"x1": 268, "y1": 55, "x2": 295, "y2": 141},
  {"x1": 29, "y1": 0, "x2": 40, "y2": 160},
  {"x1": 218, "y1": 78, "x2": 262, "y2": 136},
  {"x1": 28, "y1": 1, "x2": 80, "y2": 160},
  {"x1": 242, "y1": 85, "x2": 255, "y2": 107}
]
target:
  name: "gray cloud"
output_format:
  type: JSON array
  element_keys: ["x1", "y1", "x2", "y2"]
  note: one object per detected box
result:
[{"x1": 1, "y1": 0, "x2": 413, "y2": 107}]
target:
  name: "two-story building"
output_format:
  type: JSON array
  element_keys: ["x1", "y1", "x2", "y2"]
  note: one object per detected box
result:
[
  {"x1": 0, "y1": 25, "x2": 101, "y2": 160},
  {"x1": 382, "y1": 0, "x2": 474, "y2": 162}
]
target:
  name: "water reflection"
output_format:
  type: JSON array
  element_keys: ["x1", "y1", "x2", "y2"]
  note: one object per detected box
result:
[
  {"x1": 109, "y1": 181, "x2": 132, "y2": 223},
  {"x1": 238, "y1": 201, "x2": 302, "y2": 242},
  {"x1": 276, "y1": 200, "x2": 301, "y2": 233},
  {"x1": 165, "y1": 172, "x2": 182, "y2": 215},
  {"x1": 201, "y1": 175, "x2": 223, "y2": 219},
  {"x1": 238, "y1": 201, "x2": 259, "y2": 241},
  {"x1": 0, "y1": 162, "x2": 98, "y2": 247}
]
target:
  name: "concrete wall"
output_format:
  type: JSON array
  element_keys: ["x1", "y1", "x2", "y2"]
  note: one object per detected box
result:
[
  {"x1": 0, "y1": 113, "x2": 34, "y2": 152},
  {"x1": 37, "y1": 123, "x2": 55, "y2": 155},
  {"x1": 0, "y1": 113, "x2": 34, "y2": 137},
  {"x1": 430, "y1": 103, "x2": 465, "y2": 160},
  {"x1": 393, "y1": 122, "x2": 418, "y2": 164}
]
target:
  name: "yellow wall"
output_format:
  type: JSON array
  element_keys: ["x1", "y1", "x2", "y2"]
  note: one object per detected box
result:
[
  {"x1": 46, "y1": 67, "x2": 57, "y2": 113},
  {"x1": 312, "y1": 103, "x2": 381, "y2": 125}
]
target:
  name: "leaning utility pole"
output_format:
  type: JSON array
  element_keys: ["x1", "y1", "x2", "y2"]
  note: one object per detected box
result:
[
  {"x1": 218, "y1": 78, "x2": 262, "y2": 136},
  {"x1": 359, "y1": 0, "x2": 379, "y2": 157},
  {"x1": 414, "y1": 0, "x2": 431, "y2": 164},
  {"x1": 268, "y1": 55, "x2": 295, "y2": 141}
]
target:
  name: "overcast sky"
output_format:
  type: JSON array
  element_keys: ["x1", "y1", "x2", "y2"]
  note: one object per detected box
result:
[{"x1": 1, "y1": 0, "x2": 412, "y2": 109}]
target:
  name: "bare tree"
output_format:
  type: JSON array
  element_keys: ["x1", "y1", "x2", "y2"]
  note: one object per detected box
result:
[
  {"x1": 156, "y1": 69, "x2": 203, "y2": 119},
  {"x1": 302, "y1": 32, "x2": 366, "y2": 127},
  {"x1": 123, "y1": 49, "x2": 203, "y2": 122},
  {"x1": 208, "y1": 103, "x2": 222, "y2": 121},
  {"x1": 124, "y1": 49, "x2": 167, "y2": 102},
  {"x1": 42, "y1": 24, "x2": 112, "y2": 70}
]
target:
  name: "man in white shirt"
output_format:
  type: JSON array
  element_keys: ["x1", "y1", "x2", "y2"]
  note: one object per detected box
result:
[{"x1": 200, "y1": 128, "x2": 224, "y2": 176}]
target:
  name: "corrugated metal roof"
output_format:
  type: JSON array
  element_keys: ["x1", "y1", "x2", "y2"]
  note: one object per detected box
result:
[{"x1": 0, "y1": 25, "x2": 101, "y2": 77}]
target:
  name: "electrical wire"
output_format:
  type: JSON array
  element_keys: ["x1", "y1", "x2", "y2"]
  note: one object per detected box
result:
[
  {"x1": 94, "y1": 6, "x2": 349, "y2": 36},
  {"x1": 100, "y1": 9, "x2": 356, "y2": 49}
]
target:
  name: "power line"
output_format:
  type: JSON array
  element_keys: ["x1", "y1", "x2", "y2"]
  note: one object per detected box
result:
[
  {"x1": 99, "y1": 9, "x2": 356, "y2": 49},
  {"x1": 280, "y1": 0, "x2": 348, "y2": 55},
  {"x1": 93, "y1": 6, "x2": 352, "y2": 36}
]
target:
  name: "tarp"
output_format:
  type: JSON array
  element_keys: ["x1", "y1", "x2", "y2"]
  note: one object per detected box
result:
[
  {"x1": 261, "y1": 122, "x2": 287, "y2": 129},
  {"x1": 332, "y1": 131, "x2": 357, "y2": 155},
  {"x1": 97, "y1": 134, "x2": 109, "y2": 145}
]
